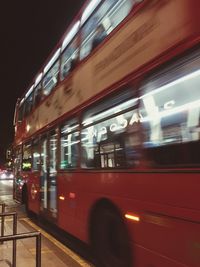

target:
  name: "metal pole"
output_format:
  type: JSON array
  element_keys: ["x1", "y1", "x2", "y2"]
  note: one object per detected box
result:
[
  {"x1": 0, "y1": 232, "x2": 41, "y2": 267},
  {"x1": 36, "y1": 233, "x2": 42, "y2": 267},
  {"x1": 12, "y1": 213, "x2": 17, "y2": 267},
  {"x1": 0, "y1": 203, "x2": 5, "y2": 244}
]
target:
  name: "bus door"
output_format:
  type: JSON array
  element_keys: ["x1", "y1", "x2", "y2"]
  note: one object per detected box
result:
[{"x1": 40, "y1": 131, "x2": 58, "y2": 220}]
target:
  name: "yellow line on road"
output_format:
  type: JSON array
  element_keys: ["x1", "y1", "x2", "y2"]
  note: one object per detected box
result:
[{"x1": 20, "y1": 218, "x2": 93, "y2": 267}]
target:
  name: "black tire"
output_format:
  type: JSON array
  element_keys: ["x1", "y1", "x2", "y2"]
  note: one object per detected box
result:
[{"x1": 91, "y1": 205, "x2": 133, "y2": 267}]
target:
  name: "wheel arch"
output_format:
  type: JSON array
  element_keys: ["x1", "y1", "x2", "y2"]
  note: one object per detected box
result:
[
  {"x1": 88, "y1": 197, "x2": 127, "y2": 244},
  {"x1": 88, "y1": 197, "x2": 133, "y2": 267}
]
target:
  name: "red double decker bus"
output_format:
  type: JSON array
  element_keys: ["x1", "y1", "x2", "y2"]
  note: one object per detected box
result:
[{"x1": 13, "y1": 0, "x2": 200, "y2": 266}]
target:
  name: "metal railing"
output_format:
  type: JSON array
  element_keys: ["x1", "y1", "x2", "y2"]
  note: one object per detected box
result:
[
  {"x1": 0, "y1": 203, "x2": 41, "y2": 267},
  {"x1": 0, "y1": 203, "x2": 6, "y2": 244},
  {"x1": 0, "y1": 231, "x2": 41, "y2": 267},
  {"x1": 0, "y1": 212, "x2": 18, "y2": 266}
]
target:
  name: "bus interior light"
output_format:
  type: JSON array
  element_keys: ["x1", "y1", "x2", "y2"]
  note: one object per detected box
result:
[
  {"x1": 82, "y1": 98, "x2": 138, "y2": 126},
  {"x1": 62, "y1": 21, "x2": 80, "y2": 51},
  {"x1": 44, "y1": 48, "x2": 61, "y2": 74},
  {"x1": 35, "y1": 73, "x2": 43, "y2": 86},
  {"x1": 141, "y1": 68, "x2": 200, "y2": 99},
  {"x1": 25, "y1": 85, "x2": 34, "y2": 99},
  {"x1": 81, "y1": 0, "x2": 102, "y2": 25},
  {"x1": 142, "y1": 99, "x2": 200, "y2": 123},
  {"x1": 20, "y1": 98, "x2": 25, "y2": 105}
]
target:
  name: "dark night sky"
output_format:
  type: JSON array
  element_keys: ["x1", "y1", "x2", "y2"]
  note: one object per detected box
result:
[{"x1": 0, "y1": 0, "x2": 85, "y2": 164}]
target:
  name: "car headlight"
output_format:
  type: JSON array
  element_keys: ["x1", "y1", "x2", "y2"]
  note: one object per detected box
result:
[
  {"x1": 9, "y1": 174, "x2": 14, "y2": 178},
  {"x1": 1, "y1": 173, "x2": 6, "y2": 179}
]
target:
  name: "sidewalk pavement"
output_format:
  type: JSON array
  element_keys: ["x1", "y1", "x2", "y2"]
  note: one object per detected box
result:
[{"x1": 0, "y1": 194, "x2": 93, "y2": 267}]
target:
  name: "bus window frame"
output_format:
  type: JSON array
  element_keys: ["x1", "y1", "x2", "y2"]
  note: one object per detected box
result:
[
  {"x1": 18, "y1": 102, "x2": 25, "y2": 123},
  {"x1": 80, "y1": 85, "x2": 141, "y2": 170},
  {"x1": 32, "y1": 137, "x2": 41, "y2": 172},
  {"x1": 139, "y1": 47, "x2": 200, "y2": 168},
  {"x1": 60, "y1": 35, "x2": 80, "y2": 81},
  {"x1": 22, "y1": 141, "x2": 32, "y2": 172},
  {"x1": 42, "y1": 59, "x2": 60, "y2": 97},
  {"x1": 59, "y1": 118, "x2": 80, "y2": 170},
  {"x1": 79, "y1": 0, "x2": 139, "y2": 60}
]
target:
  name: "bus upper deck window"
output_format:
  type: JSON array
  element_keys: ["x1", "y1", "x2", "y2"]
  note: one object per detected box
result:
[
  {"x1": 18, "y1": 104, "x2": 24, "y2": 122},
  {"x1": 80, "y1": 0, "x2": 135, "y2": 60},
  {"x1": 61, "y1": 36, "x2": 79, "y2": 80},
  {"x1": 91, "y1": 24, "x2": 107, "y2": 52},
  {"x1": 24, "y1": 93, "x2": 34, "y2": 116},
  {"x1": 43, "y1": 49, "x2": 60, "y2": 96},
  {"x1": 34, "y1": 83, "x2": 43, "y2": 107},
  {"x1": 43, "y1": 60, "x2": 60, "y2": 96}
]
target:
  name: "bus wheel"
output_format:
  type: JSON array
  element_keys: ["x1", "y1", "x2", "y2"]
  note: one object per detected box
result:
[{"x1": 91, "y1": 205, "x2": 132, "y2": 267}]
